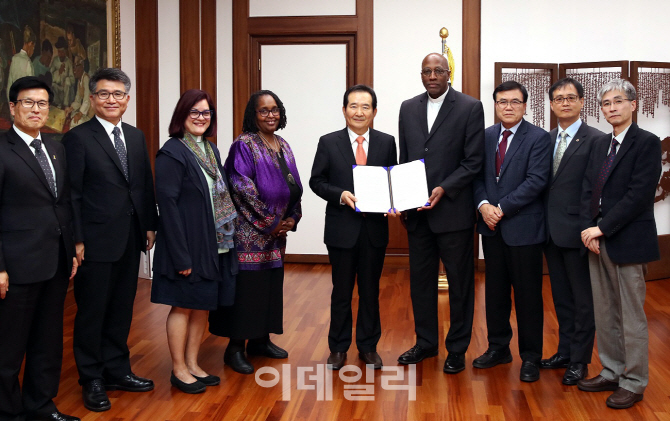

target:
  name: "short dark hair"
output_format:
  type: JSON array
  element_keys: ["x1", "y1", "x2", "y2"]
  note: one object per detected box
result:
[
  {"x1": 9, "y1": 76, "x2": 54, "y2": 103},
  {"x1": 242, "y1": 90, "x2": 287, "y2": 133},
  {"x1": 493, "y1": 80, "x2": 528, "y2": 103},
  {"x1": 548, "y1": 77, "x2": 584, "y2": 100},
  {"x1": 168, "y1": 89, "x2": 217, "y2": 138},
  {"x1": 89, "y1": 67, "x2": 131, "y2": 93},
  {"x1": 41, "y1": 39, "x2": 53, "y2": 54},
  {"x1": 343, "y1": 84, "x2": 377, "y2": 110}
]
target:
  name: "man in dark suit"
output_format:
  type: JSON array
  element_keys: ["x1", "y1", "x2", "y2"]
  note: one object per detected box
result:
[
  {"x1": 397, "y1": 53, "x2": 484, "y2": 374},
  {"x1": 541, "y1": 78, "x2": 602, "y2": 385},
  {"x1": 63, "y1": 68, "x2": 158, "y2": 412},
  {"x1": 578, "y1": 79, "x2": 661, "y2": 409},
  {"x1": 310, "y1": 85, "x2": 397, "y2": 370},
  {"x1": 472, "y1": 81, "x2": 551, "y2": 382},
  {"x1": 0, "y1": 77, "x2": 79, "y2": 421}
]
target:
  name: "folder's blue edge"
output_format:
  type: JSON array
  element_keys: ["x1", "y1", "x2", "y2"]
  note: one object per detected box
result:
[{"x1": 355, "y1": 206, "x2": 361, "y2": 212}]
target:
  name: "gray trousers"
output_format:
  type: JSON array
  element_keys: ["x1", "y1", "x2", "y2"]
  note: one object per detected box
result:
[{"x1": 588, "y1": 238, "x2": 648, "y2": 394}]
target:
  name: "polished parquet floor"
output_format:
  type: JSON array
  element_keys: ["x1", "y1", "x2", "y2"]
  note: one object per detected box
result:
[{"x1": 50, "y1": 263, "x2": 670, "y2": 420}]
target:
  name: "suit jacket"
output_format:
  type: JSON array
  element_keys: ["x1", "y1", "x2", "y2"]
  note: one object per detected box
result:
[
  {"x1": 546, "y1": 122, "x2": 604, "y2": 248},
  {"x1": 153, "y1": 137, "x2": 238, "y2": 280},
  {"x1": 473, "y1": 119, "x2": 552, "y2": 246},
  {"x1": 0, "y1": 128, "x2": 75, "y2": 283},
  {"x1": 398, "y1": 88, "x2": 485, "y2": 233},
  {"x1": 63, "y1": 117, "x2": 158, "y2": 262},
  {"x1": 310, "y1": 127, "x2": 397, "y2": 249},
  {"x1": 580, "y1": 122, "x2": 661, "y2": 264}
]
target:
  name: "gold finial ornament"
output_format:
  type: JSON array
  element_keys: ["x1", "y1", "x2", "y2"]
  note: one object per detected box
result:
[{"x1": 439, "y1": 27, "x2": 455, "y2": 85}]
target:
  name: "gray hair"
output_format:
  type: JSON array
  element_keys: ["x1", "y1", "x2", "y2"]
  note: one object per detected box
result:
[
  {"x1": 597, "y1": 78, "x2": 636, "y2": 105},
  {"x1": 89, "y1": 67, "x2": 131, "y2": 94}
]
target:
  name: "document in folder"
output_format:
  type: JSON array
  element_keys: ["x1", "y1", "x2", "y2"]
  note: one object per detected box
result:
[{"x1": 352, "y1": 159, "x2": 430, "y2": 213}]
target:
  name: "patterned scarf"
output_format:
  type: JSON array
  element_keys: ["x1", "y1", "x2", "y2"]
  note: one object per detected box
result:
[{"x1": 180, "y1": 133, "x2": 237, "y2": 249}]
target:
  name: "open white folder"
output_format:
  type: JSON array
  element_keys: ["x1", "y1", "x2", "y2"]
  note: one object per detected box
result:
[{"x1": 352, "y1": 159, "x2": 430, "y2": 213}]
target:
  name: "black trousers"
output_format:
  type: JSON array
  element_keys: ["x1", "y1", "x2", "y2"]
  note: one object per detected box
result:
[
  {"x1": 73, "y1": 220, "x2": 142, "y2": 384},
  {"x1": 481, "y1": 233, "x2": 544, "y2": 363},
  {"x1": 407, "y1": 213, "x2": 475, "y2": 352},
  {"x1": 544, "y1": 238, "x2": 595, "y2": 363},
  {"x1": 0, "y1": 243, "x2": 69, "y2": 421},
  {"x1": 326, "y1": 221, "x2": 386, "y2": 353}
]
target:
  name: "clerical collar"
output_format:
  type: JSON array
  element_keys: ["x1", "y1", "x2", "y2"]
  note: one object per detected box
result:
[{"x1": 427, "y1": 87, "x2": 449, "y2": 104}]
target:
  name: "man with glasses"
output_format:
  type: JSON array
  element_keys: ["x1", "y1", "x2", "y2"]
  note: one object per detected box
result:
[
  {"x1": 62, "y1": 68, "x2": 158, "y2": 412},
  {"x1": 577, "y1": 79, "x2": 661, "y2": 409},
  {"x1": 541, "y1": 78, "x2": 603, "y2": 385},
  {"x1": 0, "y1": 77, "x2": 79, "y2": 421},
  {"x1": 397, "y1": 53, "x2": 484, "y2": 374},
  {"x1": 473, "y1": 80, "x2": 551, "y2": 382}
]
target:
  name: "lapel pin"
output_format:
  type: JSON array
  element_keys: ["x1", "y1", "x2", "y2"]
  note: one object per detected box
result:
[{"x1": 53, "y1": 155, "x2": 57, "y2": 159}]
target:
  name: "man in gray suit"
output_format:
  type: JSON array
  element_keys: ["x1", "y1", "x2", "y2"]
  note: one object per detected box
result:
[
  {"x1": 541, "y1": 78, "x2": 602, "y2": 385},
  {"x1": 473, "y1": 81, "x2": 551, "y2": 382}
]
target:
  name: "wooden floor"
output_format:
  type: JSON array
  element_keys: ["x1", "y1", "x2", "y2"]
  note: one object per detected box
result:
[{"x1": 49, "y1": 263, "x2": 670, "y2": 420}]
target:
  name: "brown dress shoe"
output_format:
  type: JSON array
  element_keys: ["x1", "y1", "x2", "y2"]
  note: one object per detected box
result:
[
  {"x1": 327, "y1": 352, "x2": 347, "y2": 370},
  {"x1": 359, "y1": 351, "x2": 383, "y2": 369},
  {"x1": 606, "y1": 387, "x2": 643, "y2": 409},
  {"x1": 577, "y1": 375, "x2": 619, "y2": 392}
]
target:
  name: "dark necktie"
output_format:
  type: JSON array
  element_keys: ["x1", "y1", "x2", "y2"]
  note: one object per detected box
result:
[
  {"x1": 496, "y1": 130, "x2": 512, "y2": 177},
  {"x1": 112, "y1": 126, "x2": 129, "y2": 180},
  {"x1": 590, "y1": 137, "x2": 619, "y2": 218},
  {"x1": 30, "y1": 139, "x2": 57, "y2": 197}
]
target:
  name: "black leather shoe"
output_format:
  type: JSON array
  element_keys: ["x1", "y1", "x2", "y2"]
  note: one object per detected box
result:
[
  {"x1": 327, "y1": 352, "x2": 347, "y2": 370},
  {"x1": 193, "y1": 373, "x2": 221, "y2": 386},
  {"x1": 28, "y1": 410, "x2": 81, "y2": 421},
  {"x1": 105, "y1": 373, "x2": 154, "y2": 392},
  {"x1": 397, "y1": 344, "x2": 438, "y2": 365},
  {"x1": 170, "y1": 372, "x2": 206, "y2": 394},
  {"x1": 443, "y1": 353, "x2": 465, "y2": 374},
  {"x1": 540, "y1": 353, "x2": 570, "y2": 369},
  {"x1": 520, "y1": 361, "x2": 540, "y2": 382},
  {"x1": 359, "y1": 351, "x2": 383, "y2": 369},
  {"x1": 82, "y1": 379, "x2": 111, "y2": 412},
  {"x1": 577, "y1": 375, "x2": 619, "y2": 392},
  {"x1": 472, "y1": 348, "x2": 512, "y2": 369},
  {"x1": 247, "y1": 340, "x2": 289, "y2": 359},
  {"x1": 224, "y1": 351, "x2": 254, "y2": 374},
  {"x1": 562, "y1": 363, "x2": 588, "y2": 385}
]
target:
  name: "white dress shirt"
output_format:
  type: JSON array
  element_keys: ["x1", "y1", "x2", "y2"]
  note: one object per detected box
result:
[
  {"x1": 95, "y1": 115, "x2": 126, "y2": 149},
  {"x1": 427, "y1": 88, "x2": 449, "y2": 132}
]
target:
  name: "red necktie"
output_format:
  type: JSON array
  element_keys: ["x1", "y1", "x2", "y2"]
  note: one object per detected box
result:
[
  {"x1": 355, "y1": 136, "x2": 367, "y2": 165},
  {"x1": 496, "y1": 130, "x2": 512, "y2": 176}
]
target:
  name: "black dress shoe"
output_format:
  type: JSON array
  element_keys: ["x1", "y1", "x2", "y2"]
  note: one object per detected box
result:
[
  {"x1": 170, "y1": 372, "x2": 206, "y2": 394},
  {"x1": 397, "y1": 344, "x2": 438, "y2": 365},
  {"x1": 540, "y1": 353, "x2": 570, "y2": 369},
  {"x1": 82, "y1": 379, "x2": 111, "y2": 412},
  {"x1": 193, "y1": 373, "x2": 221, "y2": 386},
  {"x1": 359, "y1": 351, "x2": 383, "y2": 369},
  {"x1": 520, "y1": 361, "x2": 540, "y2": 382},
  {"x1": 247, "y1": 340, "x2": 289, "y2": 359},
  {"x1": 443, "y1": 353, "x2": 465, "y2": 374},
  {"x1": 224, "y1": 351, "x2": 254, "y2": 374},
  {"x1": 562, "y1": 363, "x2": 588, "y2": 385},
  {"x1": 327, "y1": 352, "x2": 347, "y2": 370},
  {"x1": 472, "y1": 348, "x2": 512, "y2": 369},
  {"x1": 105, "y1": 373, "x2": 154, "y2": 392},
  {"x1": 28, "y1": 410, "x2": 81, "y2": 421}
]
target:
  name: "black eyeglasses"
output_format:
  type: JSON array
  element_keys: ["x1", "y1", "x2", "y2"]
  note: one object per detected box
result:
[
  {"x1": 495, "y1": 99, "x2": 525, "y2": 108},
  {"x1": 14, "y1": 99, "x2": 49, "y2": 109},
  {"x1": 552, "y1": 95, "x2": 580, "y2": 104},
  {"x1": 93, "y1": 90, "x2": 128, "y2": 100},
  {"x1": 257, "y1": 108, "x2": 280, "y2": 117},
  {"x1": 189, "y1": 109, "x2": 214, "y2": 119},
  {"x1": 421, "y1": 68, "x2": 448, "y2": 77}
]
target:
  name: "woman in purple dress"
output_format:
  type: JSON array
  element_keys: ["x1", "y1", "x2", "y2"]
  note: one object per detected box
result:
[{"x1": 208, "y1": 90, "x2": 302, "y2": 374}]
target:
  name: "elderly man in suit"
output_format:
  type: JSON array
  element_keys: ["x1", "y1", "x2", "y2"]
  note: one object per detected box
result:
[
  {"x1": 0, "y1": 77, "x2": 79, "y2": 421},
  {"x1": 577, "y1": 79, "x2": 661, "y2": 409},
  {"x1": 473, "y1": 80, "x2": 551, "y2": 382},
  {"x1": 541, "y1": 78, "x2": 603, "y2": 385},
  {"x1": 397, "y1": 53, "x2": 484, "y2": 374},
  {"x1": 310, "y1": 85, "x2": 397, "y2": 370},
  {"x1": 63, "y1": 68, "x2": 158, "y2": 412}
]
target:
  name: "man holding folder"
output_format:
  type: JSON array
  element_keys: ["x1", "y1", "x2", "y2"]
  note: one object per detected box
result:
[{"x1": 310, "y1": 84, "x2": 397, "y2": 370}]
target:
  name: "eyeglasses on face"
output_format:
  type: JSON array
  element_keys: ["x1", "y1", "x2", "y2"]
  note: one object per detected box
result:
[
  {"x1": 93, "y1": 90, "x2": 128, "y2": 100},
  {"x1": 421, "y1": 68, "x2": 448, "y2": 77},
  {"x1": 601, "y1": 98, "x2": 631, "y2": 108},
  {"x1": 257, "y1": 108, "x2": 280, "y2": 117},
  {"x1": 495, "y1": 99, "x2": 525, "y2": 108},
  {"x1": 15, "y1": 98, "x2": 49, "y2": 109},
  {"x1": 189, "y1": 109, "x2": 214, "y2": 119},
  {"x1": 552, "y1": 95, "x2": 580, "y2": 104}
]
